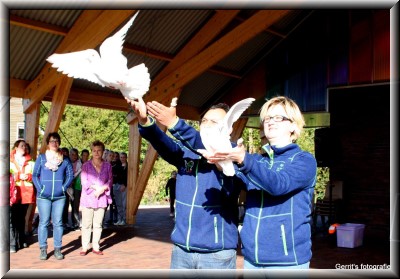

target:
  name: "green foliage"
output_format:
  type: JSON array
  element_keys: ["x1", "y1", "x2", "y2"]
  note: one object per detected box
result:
[
  {"x1": 297, "y1": 128, "x2": 329, "y2": 201},
  {"x1": 140, "y1": 158, "x2": 176, "y2": 205},
  {"x1": 40, "y1": 102, "x2": 133, "y2": 152},
  {"x1": 241, "y1": 128, "x2": 262, "y2": 154}
]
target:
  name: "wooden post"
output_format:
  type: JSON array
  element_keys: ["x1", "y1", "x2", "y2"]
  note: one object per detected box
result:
[
  {"x1": 24, "y1": 102, "x2": 40, "y2": 160},
  {"x1": 126, "y1": 116, "x2": 141, "y2": 224},
  {"x1": 39, "y1": 76, "x2": 72, "y2": 153}
]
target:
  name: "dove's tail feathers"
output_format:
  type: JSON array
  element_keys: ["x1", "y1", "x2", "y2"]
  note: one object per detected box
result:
[
  {"x1": 123, "y1": 64, "x2": 151, "y2": 100},
  {"x1": 218, "y1": 161, "x2": 235, "y2": 177},
  {"x1": 128, "y1": 64, "x2": 151, "y2": 86}
]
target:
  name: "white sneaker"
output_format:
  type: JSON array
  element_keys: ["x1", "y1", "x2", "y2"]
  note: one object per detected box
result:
[
  {"x1": 113, "y1": 221, "x2": 121, "y2": 226},
  {"x1": 118, "y1": 221, "x2": 126, "y2": 226}
]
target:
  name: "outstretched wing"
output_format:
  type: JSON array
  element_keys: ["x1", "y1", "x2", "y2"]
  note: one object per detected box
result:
[
  {"x1": 222, "y1": 98, "x2": 255, "y2": 135},
  {"x1": 47, "y1": 49, "x2": 104, "y2": 86},
  {"x1": 99, "y1": 12, "x2": 139, "y2": 68}
]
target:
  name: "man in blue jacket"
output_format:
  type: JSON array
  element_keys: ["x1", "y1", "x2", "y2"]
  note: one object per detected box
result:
[{"x1": 127, "y1": 97, "x2": 243, "y2": 269}]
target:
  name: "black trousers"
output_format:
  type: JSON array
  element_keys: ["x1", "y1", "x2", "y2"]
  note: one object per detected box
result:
[
  {"x1": 10, "y1": 203, "x2": 29, "y2": 249},
  {"x1": 169, "y1": 195, "x2": 175, "y2": 214},
  {"x1": 71, "y1": 189, "x2": 81, "y2": 227},
  {"x1": 62, "y1": 195, "x2": 71, "y2": 225}
]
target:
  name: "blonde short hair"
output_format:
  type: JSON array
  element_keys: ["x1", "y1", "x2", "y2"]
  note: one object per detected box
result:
[{"x1": 259, "y1": 96, "x2": 305, "y2": 141}]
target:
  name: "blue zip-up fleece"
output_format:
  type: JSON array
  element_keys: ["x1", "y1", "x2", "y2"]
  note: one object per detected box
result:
[
  {"x1": 32, "y1": 154, "x2": 74, "y2": 200},
  {"x1": 139, "y1": 117, "x2": 243, "y2": 252},
  {"x1": 236, "y1": 143, "x2": 317, "y2": 266}
]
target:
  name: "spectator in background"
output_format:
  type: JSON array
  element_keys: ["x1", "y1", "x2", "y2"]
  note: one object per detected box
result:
[
  {"x1": 9, "y1": 174, "x2": 17, "y2": 252},
  {"x1": 102, "y1": 149, "x2": 109, "y2": 161},
  {"x1": 10, "y1": 139, "x2": 35, "y2": 253},
  {"x1": 103, "y1": 150, "x2": 116, "y2": 225},
  {"x1": 61, "y1": 147, "x2": 72, "y2": 229},
  {"x1": 81, "y1": 149, "x2": 90, "y2": 164},
  {"x1": 113, "y1": 151, "x2": 121, "y2": 166},
  {"x1": 24, "y1": 143, "x2": 31, "y2": 156},
  {"x1": 61, "y1": 147, "x2": 69, "y2": 157},
  {"x1": 0, "y1": 141, "x2": 8, "y2": 253},
  {"x1": 32, "y1": 132, "x2": 74, "y2": 260},
  {"x1": 165, "y1": 171, "x2": 177, "y2": 218},
  {"x1": 23, "y1": 142, "x2": 36, "y2": 236},
  {"x1": 113, "y1": 152, "x2": 127, "y2": 226},
  {"x1": 69, "y1": 148, "x2": 82, "y2": 230},
  {"x1": 79, "y1": 140, "x2": 112, "y2": 256}
]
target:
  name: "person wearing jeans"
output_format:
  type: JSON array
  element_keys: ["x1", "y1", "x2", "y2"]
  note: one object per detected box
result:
[
  {"x1": 32, "y1": 132, "x2": 74, "y2": 260},
  {"x1": 36, "y1": 198, "x2": 65, "y2": 254},
  {"x1": 113, "y1": 152, "x2": 128, "y2": 226},
  {"x1": 127, "y1": 97, "x2": 243, "y2": 269}
]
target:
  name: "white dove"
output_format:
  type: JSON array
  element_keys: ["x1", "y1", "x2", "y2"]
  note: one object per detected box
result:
[
  {"x1": 46, "y1": 12, "x2": 151, "y2": 100},
  {"x1": 199, "y1": 97, "x2": 255, "y2": 176}
]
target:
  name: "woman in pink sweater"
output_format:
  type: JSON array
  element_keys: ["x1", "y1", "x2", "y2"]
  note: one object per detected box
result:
[{"x1": 79, "y1": 140, "x2": 112, "y2": 256}]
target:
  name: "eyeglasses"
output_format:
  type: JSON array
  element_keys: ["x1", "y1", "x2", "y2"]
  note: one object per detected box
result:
[
  {"x1": 263, "y1": 115, "x2": 292, "y2": 123},
  {"x1": 49, "y1": 140, "x2": 59, "y2": 144}
]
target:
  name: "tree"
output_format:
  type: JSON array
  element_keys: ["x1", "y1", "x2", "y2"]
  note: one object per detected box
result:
[
  {"x1": 39, "y1": 102, "x2": 132, "y2": 152},
  {"x1": 297, "y1": 128, "x2": 329, "y2": 201}
]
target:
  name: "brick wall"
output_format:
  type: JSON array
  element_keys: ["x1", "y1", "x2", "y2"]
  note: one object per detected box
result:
[{"x1": 328, "y1": 83, "x2": 390, "y2": 239}]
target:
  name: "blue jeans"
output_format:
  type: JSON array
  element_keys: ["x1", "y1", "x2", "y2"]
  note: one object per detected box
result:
[
  {"x1": 113, "y1": 183, "x2": 127, "y2": 222},
  {"x1": 244, "y1": 258, "x2": 310, "y2": 269},
  {"x1": 36, "y1": 197, "x2": 66, "y2": 249},
  {"x1": 170, "y1": 244, "x2": 236, "y2": 269}
]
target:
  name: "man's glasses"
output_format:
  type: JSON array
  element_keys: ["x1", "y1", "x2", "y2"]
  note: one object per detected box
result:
[
  {"x1": 49, "y1": 140, "x2": 59, "y2": 144},
  {"x1": 263, "y1": 115, "x2": 292, "y2": 123}
]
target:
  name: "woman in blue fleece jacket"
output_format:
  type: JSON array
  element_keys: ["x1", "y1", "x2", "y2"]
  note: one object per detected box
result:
[
  {"x1": 32, "y1": 132, "x2": 74, "y2": 261},
  {"x1": 201, "y1": 96, "x2": 317, "y2": 269},
  {"x1": 127, "y1": 98, "x2": 243, "y2": 269}
]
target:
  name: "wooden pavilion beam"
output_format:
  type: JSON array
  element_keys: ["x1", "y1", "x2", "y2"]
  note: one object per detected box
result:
[
  {"x1": 153, "y1": 10, "x2": 240, "y2": 84},
  {"x1": 11, "y1": 78, "x2": 129, "y2": 112},
  {"x1": 39, "y1": 76, "x2": 72, "y2": 153},
  {"x1": 126, "y1": 117, "x2": 142, "y2": 224},
  {"x1": 231, "y1": 118, "x2": 248, "y2": 143},
  {"x1": 10, "y1": 11, "x2": 241, "y2": 95},
  {"x1": 145, "y1": 10, "x2": 290, "y2": 106},
  {"x1": 10, "y1": 78, "x2": 29, "y2": 99},
  {"x1": 11, "y1": 78, "x2": 201, "y2": 118},
  {"x1": 44, "y1": 88, "x2": 129, "y2": 112},
  {"x1": 10, "y1": 14, "x2": 69, "y2": 36},
  {"x1": 23, "y1": 10, "x2": 137, "y2": 113},
  {"x1": 24, "y1": 102, "x2": 41, "y2": 160}
]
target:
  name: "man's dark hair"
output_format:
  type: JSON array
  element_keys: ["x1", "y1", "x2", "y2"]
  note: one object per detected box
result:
[{"x1": 209, "y1": 103, "x2": 230, "y2": 113}]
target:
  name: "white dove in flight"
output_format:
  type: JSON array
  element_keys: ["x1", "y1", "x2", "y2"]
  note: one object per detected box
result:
[
  {"x1": 199, "y1": 97, "x2": 255, "y2": 176},
  {"x1": 46, "y1": 12, "x2": 151, "y2": 100}
]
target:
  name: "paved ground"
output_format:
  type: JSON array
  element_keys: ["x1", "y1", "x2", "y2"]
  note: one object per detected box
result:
[{"x1": 3, "y1": 205, "x2": 392, "y2": 278}]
